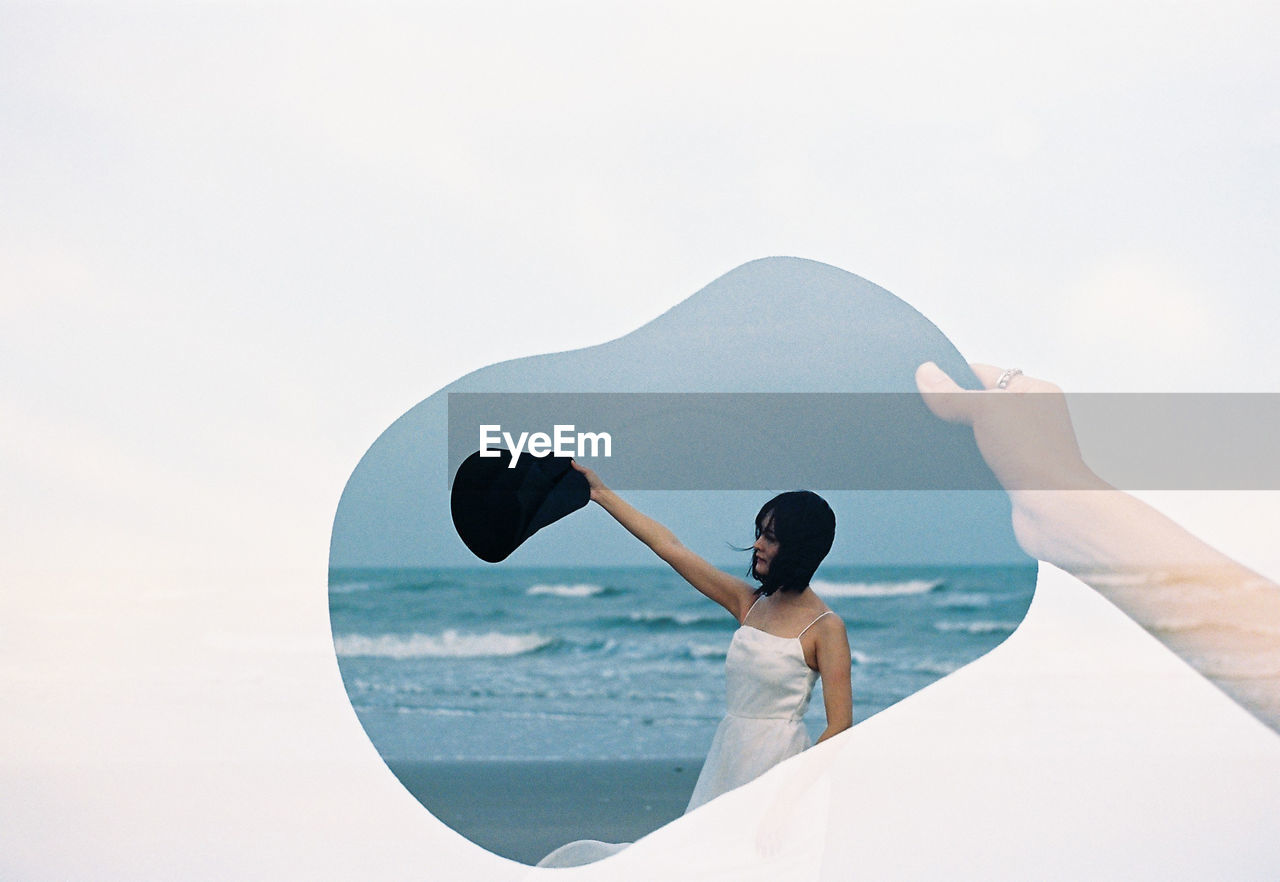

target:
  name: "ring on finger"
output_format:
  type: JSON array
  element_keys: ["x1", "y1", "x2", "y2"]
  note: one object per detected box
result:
[{"x1": 996, "y1": 368, "x2": 1023, "y2": 390}]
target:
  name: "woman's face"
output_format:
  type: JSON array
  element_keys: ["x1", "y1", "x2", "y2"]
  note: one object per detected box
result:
[{"x1": 752, "y1": 511, "x2": 780, "y2": 579}]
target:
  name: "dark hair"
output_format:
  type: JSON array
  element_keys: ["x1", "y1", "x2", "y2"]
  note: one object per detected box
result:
[{"x1": 751, "y1": 491, "x2": 835, "y2": 596}]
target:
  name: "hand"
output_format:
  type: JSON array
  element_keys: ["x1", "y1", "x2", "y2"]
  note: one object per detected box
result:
[
  {"x1": 916, "y1": 361, "x2": 1280, "y2": 734},
  {"x1": 570, "y1": 459, "x2": 606, "y2": 503},
  {"x1": 914, "y1": 361, "x2": 1108, "y2": 563},
  {"x1": 914, "y1": 362, "x2": 1103, "y2": 492}
]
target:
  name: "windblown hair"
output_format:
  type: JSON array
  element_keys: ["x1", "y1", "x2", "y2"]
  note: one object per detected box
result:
[{"x1": 751, "y1": 491, "x2": 836, "y2": 596}]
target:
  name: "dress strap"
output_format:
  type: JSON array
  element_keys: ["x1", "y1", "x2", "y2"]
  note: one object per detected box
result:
[
  {"x1": 741, "y1": 595, "x2": 763, "y2": 626},
  {"x1": 797, "y1": 610, "x2": 833, "y2": 639}
]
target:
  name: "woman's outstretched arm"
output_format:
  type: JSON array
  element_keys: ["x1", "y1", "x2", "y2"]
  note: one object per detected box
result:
[
  {"x1": 916, "y1": 361, "x2": 1280, "y2": 731},
  {"x1": 571, "y1": 461, "x2": 756, "y2": 621}
]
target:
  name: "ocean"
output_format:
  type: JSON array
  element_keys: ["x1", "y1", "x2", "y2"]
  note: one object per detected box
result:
[{"x1": 329, "y1": 564, "x2": 1037, "y2": 761}]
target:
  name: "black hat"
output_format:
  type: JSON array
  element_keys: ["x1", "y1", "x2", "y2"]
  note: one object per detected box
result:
[{"x1": 450, "y1": 450, "x2": 590, "y2": 563}]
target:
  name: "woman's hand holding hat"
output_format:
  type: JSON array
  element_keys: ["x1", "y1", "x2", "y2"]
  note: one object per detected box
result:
[{"x1": 570, "y1": 459, "x2": 605, "y2": 503}]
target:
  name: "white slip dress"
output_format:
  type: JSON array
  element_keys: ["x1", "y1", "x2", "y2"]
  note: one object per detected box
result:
[
  {"x1": 684, "y1": 601, "x2": 830, "y2": 812},
  {"x1": 536, "y1": 600, "x2": 830, "y2": 867}
]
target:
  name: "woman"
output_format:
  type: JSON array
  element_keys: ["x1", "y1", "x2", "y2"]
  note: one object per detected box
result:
[
  {"x1": 571, "y1": 461, "x2": 854, "y2": 813},
  {"x1": 537, "y1": 468, "x2": 853, "y2": 866}
]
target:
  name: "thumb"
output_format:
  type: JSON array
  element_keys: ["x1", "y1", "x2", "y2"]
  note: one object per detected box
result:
[{"x1": 915, "y1": 361, "x2": 977, "y2": 426}]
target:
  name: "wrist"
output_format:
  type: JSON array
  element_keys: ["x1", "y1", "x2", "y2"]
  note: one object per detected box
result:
[
  {"x1": 594, "y1": 485, "x2": 617, "y2": 507},
  {"x1": 1008, "y1": 486, "x2": 1116, "y2": 570}
]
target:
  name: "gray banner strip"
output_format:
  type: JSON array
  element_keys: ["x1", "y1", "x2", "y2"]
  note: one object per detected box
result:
[{"x1": 446, "y1": 393, "x2": 1280, "y2": 491}]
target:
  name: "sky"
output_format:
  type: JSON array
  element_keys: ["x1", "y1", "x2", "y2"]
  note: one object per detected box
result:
[
  {"x1": 2, "y1": 2, "x2": 1278, "y2": 876},
  {"x1": 330, "y1": 257, "x2": 1033, "y2": 568}
]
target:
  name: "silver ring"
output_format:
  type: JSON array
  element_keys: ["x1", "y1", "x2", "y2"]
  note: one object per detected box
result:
[{"x1": 996, "y1": 368, "x2": 1023, "y2": 390}]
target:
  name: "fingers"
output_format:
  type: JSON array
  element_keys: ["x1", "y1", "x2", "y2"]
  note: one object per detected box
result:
[
  {"x1": 916, "y1": 361, "x2": 1041, "y2": 426},
  {"x1": 968, "y1": 363, "x2": 1009, "y2": 390},
  {"x1": 571, "y1": 459, "x2": 604, "y2": 499},
  {"x1": 915, "y1": 361, "x2": 976, "y2": 426},
  {"x1": 970, "y1": 363, "x2": 1057, "y2": 395}
]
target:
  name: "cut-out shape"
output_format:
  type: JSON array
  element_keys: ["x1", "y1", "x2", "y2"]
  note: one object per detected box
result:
[{"x1": 329, "y1": 257, "x2": 1036, "y2": 863}]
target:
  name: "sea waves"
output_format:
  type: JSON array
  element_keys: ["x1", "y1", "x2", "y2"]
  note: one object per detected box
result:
[
  {"x1": 615, "y1": 611, "x2": 728, "y2": 629},
  {"x1": 685, "y1": 643, "x2": 729, "y2": 660},
  {"x1": 933, "y1": 620, "x2": 1021, "y2": 634},
  {"x1": 334, "y1": 630, "x2": 557, "y2": 659},
  {"x1": 813, "y1": 578, "x2": 943, "y2": 598},
  {"x1": 526, "y1": 583, "x2": 615, "y2": 598},
  {"x1": 330, "y1": 564, "x2": 1038, "y2": 760},
  {"x1": 935, "y1": 592, "x2": 992, "y2": 609}
]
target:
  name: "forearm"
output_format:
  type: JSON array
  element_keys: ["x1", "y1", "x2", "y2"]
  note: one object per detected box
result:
[
  {"x1": 1017, "y1": 488, "x2": 1280, "y2": 731},
  {"x1": 916, "y1": 361, "x2": 1280, "y2": 730},
  {"x1": 1014, "y1": 486, "x2": 1255, "y2": 574},
  {"x1": 594, "y1": 486, "x2": 683, "y2": 559},
  {"x1": 815, "y1": 721, "x2": 851, "y2": 745}
]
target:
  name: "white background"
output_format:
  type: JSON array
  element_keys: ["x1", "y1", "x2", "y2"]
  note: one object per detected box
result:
[{"x1": 3, "y1": 3, "x2": 1278, "y2": 878}]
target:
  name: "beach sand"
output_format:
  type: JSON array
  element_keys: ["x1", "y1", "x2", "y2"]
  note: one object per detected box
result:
[{"x1": 389, "y1": 758, "x2": 703, "y2": 865}]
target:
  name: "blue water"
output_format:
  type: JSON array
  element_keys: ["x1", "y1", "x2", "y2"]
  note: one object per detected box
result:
[{"x1": 329, "y1": 564, "x2": 1037, "y2": 760}]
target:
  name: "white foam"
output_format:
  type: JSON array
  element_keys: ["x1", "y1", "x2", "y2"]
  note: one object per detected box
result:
[
  {"x1": 629, "y1": 611, "x2": 720, "y2": 626},
  {"x1": 526, "y1": 583, "x2": 606, "y2": 597},
  {"x1": 936, "y1": 592, "x2": 992, "y2": 608},
  {"x1": 813, "y1": 578, "x2": 942, "y2": 598},
  {"x1": 333, "y1": 630, "x2": 554, "y2": 659},
  {"x1": 328, "y1": 580, "x2": 374, "y2": 594},
  {"x1": 850, "y1": 649, "x2": 876, "y2": 666},
  {"x1": 909, "y1": 659, "x2": 962, "y2": 676},
  {"x1": 933, "y1": 620, "x2": 1021, "y2": 634}
]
